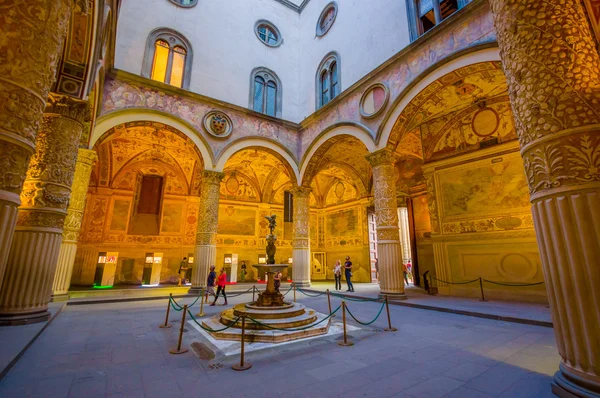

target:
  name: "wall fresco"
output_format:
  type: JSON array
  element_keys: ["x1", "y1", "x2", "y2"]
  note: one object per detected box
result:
[
  {"x1": 109, "y1": 199, "x2": 130, "y2": 231},
  {"x1": 161, "y1": 203, "x2": 183, "y2": 233},
  {"x1": 217, "y1": 207, "x2": 256, "y2": 236}
]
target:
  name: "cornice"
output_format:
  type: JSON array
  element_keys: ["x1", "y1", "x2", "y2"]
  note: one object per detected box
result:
[{"x1": 272, "y1": 0, "x2": 311, "y2": 13}]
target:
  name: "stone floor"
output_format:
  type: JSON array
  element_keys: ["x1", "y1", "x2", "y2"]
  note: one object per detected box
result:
[{"x1": 0, "y1": 291, "x2": 560, "y2": 398}]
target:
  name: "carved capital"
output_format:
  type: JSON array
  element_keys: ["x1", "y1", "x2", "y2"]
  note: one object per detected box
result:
[
  {"x1": 201, "y1": 170, "x2": 225, "y2": 186},
  {"x1": 45, "y1": 93, "x2": 91, "y2": 125},
  {"x1": 365, "y1": 148, "x2": 399, "y2": 168},
  {"x1": 290, "y1": 185, "x2": 312, "y2": 198}
]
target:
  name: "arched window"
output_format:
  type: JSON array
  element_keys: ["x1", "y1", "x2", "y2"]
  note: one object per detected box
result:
[
  {"x1": 168, "y1": 0, "x2": 198, "y2": 7},
  {"x1": 142, "y1": 28, "x2": 193, "y2": 89},
  {"x1": 316, "y1": 52, "x2": 341, "y2": 109},
  {"x1": 249, "y1": 68, "x2": 282, "y2": 118}
]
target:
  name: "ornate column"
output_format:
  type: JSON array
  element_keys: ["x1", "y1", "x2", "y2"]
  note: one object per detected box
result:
[
  {"x1": 366, "y1": 149, "x2": 406, "y2": 299},
  {"x1": 0, "y1": 1, "x2": 73, "y2": 292},
  {"x1": 0, "y1": 94, "x2": 89, "y2": 325},
  {"x1": 291, "y1": 186, "x2": 311, "y2": 288},
  {"x1": 489, "y1": 1, "x2": 600, "y2": 396},
  {"x1": 51, "y1": 149, "x2": 97, "y2": 301},
  {"x1": 189, "y1": 170, "x2": 224, "y2": 295}
]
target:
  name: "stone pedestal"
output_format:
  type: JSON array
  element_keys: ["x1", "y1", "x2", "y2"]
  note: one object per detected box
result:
[
  {"x1": 291, "y1": 187, "x2": 311, "y2": 288},
  {"x1": 0, "y1": 1, "x2": 72, "y2": 291},
  {"x1": 0, "y1": 94, "x2": 89, "y2": 325},
  {"x1": 366, "y1": 149, "x2": 406, "y2": 300},
  {"x1": 489, "y1": 0, "x2": 600, "y2": 396},
  {"x1": 51, "y1": 149, "x2": 97, "y2": 301},
  {"x1": 189, "y1": 171, "x2": 224, "y2": 295}
]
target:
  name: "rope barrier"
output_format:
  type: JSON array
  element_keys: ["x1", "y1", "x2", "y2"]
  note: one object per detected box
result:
[
  {"x1": 281, "y1": 285, "x2": 294, "y2": 297},
  {"x1": 330, "y1": 292, "x2": 383, "y2": 302},
  {"x1": 186, "y1": 309, "x2": 242, "y2": 333},
  {"x1": 296, "y1": 288, "x2": 328, "y2": 298},
  {"x1": 169, "y1": 292, "x2": 202, "y2": 311},
  {"x1": 430, "y1": 275, "x2": 479, "y2": 285},
  {"x1": 224, "y1": 286, "x2": 255, "y2": 297},
  {"x1": 247, "y1": 305, "x2": 341, "y2": 332},
  {"x1": 483, "y1": 279, "x2": 545, "y2": 287},
  {"x1": 344, "y1": 301, "x2": 386, "y2": 326}
]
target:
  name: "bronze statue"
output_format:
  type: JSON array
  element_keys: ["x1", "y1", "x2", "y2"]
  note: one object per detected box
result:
[{"x1": 265, "y1": 214, "x2": 277, "y2": 236}]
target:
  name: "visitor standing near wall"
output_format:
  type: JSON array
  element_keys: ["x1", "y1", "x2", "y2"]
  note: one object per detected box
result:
[
  {"x1": 344, "y1": 256, "x2": 354, "y2": 292},
  {"x1": 177, "y1": 257, "x2": 188, "y2": 286},
  {"x1": 403, "y1": 262, "x2": 409, "y2": 286},
  {"x1": 240, "y1": 261, "x2": 247, "y2": 283},
  {"x1": 274, "y1": 271, "x2": 282, "y2": 292},
  {"x1": 211, "y1": 267, "x2": 228, "y2": 306},
  {"x1": 333, "y1": 260, "x2": 342, "y2": 291},
  {"x1": 206, "y1": 265, "x2": 216, "y2": 302}
]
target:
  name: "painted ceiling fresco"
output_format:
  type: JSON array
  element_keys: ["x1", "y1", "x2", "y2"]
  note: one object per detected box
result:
[
  {"x1": 93, "y1": 121, "x2": 203, "y2": 195},
  {"x1": 390, "y1": 61, "x2": 517, "y2": 162},
  {"x1": 221, "y1": 149, "x2": 294, "y2": 203}
]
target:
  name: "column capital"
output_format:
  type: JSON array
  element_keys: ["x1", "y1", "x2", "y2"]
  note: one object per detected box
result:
[
  {"x1": 45, "y1": 93, "x2": 91, "y2": 125},
  {"x1": 76, "y1": 148, "x2": 98, "y2": 167},
  {"x1": 201, "y1": 170, "x2": 225, "y2": 186},
  {"x1": 365, "y1": 148, "x2": 399, "y2": 168},
  {"x1": 290, "y1": 185, "x2": 312, "y2": 198}
]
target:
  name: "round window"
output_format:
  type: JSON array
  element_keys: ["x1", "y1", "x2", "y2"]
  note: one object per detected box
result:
[
  {"x1": 316, "y1": 2, "x2": 338, "y2": 37},
  {"x1": 254, "y1": 20, "x2": 283, "y2": 47},
  {"x1": 360, "y1": 83, "x2": 389, "y2": 118},
  {"x1": 168, "y1": 0, "x2": 198, "y2": 7}
]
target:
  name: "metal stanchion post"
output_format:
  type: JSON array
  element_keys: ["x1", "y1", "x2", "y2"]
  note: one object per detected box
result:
[
  {"x1": 293, "y1": 283, "x2": 296, "y2": 303},
  {"x1": 196, "y1": 288, "x2": 205, "y2": 317},
  {"x1": 252, "y1": 285, "x2": 256, "y2": 302},
  {"x1": 338, "y1": 301, "x2": 353, "y2": 347},
  {"x1": 327, "y1": 289, "x2": 333, "y2": 316},
  {"x1": 169, "y1": 305, "x2": 189, "y2": 354},
  {"x1": 479, "y1": 277, "x2": 486, "y2": 302},
  {"x1": 232, "y1": 315, "x2": 252, "y2": 371},
  {"x1": 384, "y1": 295, "x2": 397, "y2": 332},
  {"x1": 159, "y1": 294, "x2": 173, "y2": 328}
]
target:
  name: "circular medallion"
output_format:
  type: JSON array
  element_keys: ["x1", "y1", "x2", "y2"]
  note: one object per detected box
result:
[
  {"x1": 472, "y1": 108, "x2": 499, "y2": 137},
  {"x1": 359, "y1": 83, "x2": 389, "y2": 118},
  {"x1": 334, "y1": 182, "x2": 345, "y2": 199},
  {"x1": 203, "y1": 111, "x2": 233, "y2": 138},
  {"x1": 225, "y1": 177, "x2": 239, "y2": 194}
]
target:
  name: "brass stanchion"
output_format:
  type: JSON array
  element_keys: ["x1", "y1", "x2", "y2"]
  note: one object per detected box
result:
[
  {"x1": 384, "y1": 295, "x2": 397, "y2": 332},
  {"x1": 159, "y1": 294, "x2": 173, "y2": 328},
  {"x1": 252, "y1": 285, "x2": 256, "y2": 302},
  {"x1": 196, "y1": 288, "x2": 205, "y2": 317},
  {"x1": 327, "y1": 289, "x2": 334, "y2": 317},
  {"x1": 338, "y1": 301, "x2": 353, "y2": 347},
  {"x1": 293, "y1": 283, "x2": 296, "y2": 303},
  {"x1": 479, "y1": 277, "x2": 486, "y2": 302},
  {"x1": 169, "y1": 304, "x2": 189, "y2": 354},
  {"x1": 232, "y1": 315, "x2": 252, "y2": 371}
]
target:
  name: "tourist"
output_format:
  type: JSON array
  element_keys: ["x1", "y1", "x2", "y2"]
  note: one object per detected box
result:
[
  {"x1": 406, "y1": 260, "x2": 413, "y2": 284},
  {"x1": 403, "y1": 262, "x2": 410, "y2": 286},
  {"x1": 206, "y1": 265, "x2": 216, "y2": 303},
  {"x1": 344, "y1": 256, "x2": 354, "y2": 292},
  {"x1": 240, "y1": 260, "x2": 247, "y2": 283},
  {"x1": 177, "y1": 257, "x2": 188, "y2": 286},
  {"x1": 211, "y1": 267, "x2": 228, "y2": 306},
  {"x1": 274, "y1": 271, "x2": 282, "y2": 292},
  {"x1": 333, "y1": 260, "x2": 342, "y2": 291}
]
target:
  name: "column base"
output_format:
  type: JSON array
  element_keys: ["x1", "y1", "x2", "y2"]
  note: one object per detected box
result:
[
  {"x1": 188, "y1": 286, "x2": 206, "y2": 296},
  {"x1": 50, "y1": 293, "x2": 70, "y2": 302},
  {"x1": 293, "y1": 281, "x2": 311, "y2": 288},
  {"x1": 552, "y1": 365, "x2": 600, "y2": 398},
  {"x1": 379, "y1": 292, "x2": 407, "y2": 301},
  {"x1": 0, "y1": 310, "x2": 50, "y2": 326}
]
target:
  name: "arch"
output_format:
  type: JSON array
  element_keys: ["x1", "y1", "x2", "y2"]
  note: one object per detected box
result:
[
  {"x1": 94, "y1": 109, "x2": 214, "y2": 168},
  {"x1": 316, "y1": 51, "x2": 341, "y2": 109},
  {"x1": 215, "y1": 138, "x2": 300, "y2": 183},
  {"x1": 141, "y1": 27, "x2": 194, "y2": 89},
  {"x1": 249, "y1": 66, "x2": 282, "y2": 118},
  {"x1": 377, "y1": 45, "x2": 501, "y2": 149},
  {"x1": 300, "y1": 123, "x2": 376, "y2": 184}
]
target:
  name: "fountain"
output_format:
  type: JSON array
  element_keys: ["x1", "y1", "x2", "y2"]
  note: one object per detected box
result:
[{"x1": 202, "y1": 215, "x2": 331, "y2": 343}]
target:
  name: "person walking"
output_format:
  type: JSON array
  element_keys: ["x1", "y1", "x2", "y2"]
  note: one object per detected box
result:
[
  {"x1": 205, "y1": 265, "x2": 216, "y2": 302},
  {"x1": 403, "y1": 262, "x2": 410, "y2": 286},
  {"x1": 240, "y1": 261, "x2": 247, "y2": 283},
  {"x1": 344, "y1": 256, "x2": 354, "y2": 292},
  {"x1": 177, "y1": 257, "x2": 188, "y2": 286},
  {"x1": 211, "y1": 267, "x2": 228, "y2": 306},
  {"x1": 333, "y1": 260, "x2": 342, "y2": 291}
]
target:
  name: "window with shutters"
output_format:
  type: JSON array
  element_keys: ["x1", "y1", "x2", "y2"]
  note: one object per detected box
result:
[
  {"x1": 249, "y1": 67, "x2": 282, "y2": 118},
  {"x1": 407, "y1": 0, "x2": 468, "y2": 41},
  {"x1": 142, "y1": 28, "x2": 193, "y2": 89},
  {"x1": 316, "y1": 52, "x2": 341, "y2": 109}
]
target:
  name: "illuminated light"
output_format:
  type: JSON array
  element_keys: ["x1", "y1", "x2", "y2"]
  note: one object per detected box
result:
[
  {"x1": 141, "y1": 284, "x2": 160, "y2": 287},
  {"x1": 93, "y1": 285, "x2": 113, "y2": 289}
]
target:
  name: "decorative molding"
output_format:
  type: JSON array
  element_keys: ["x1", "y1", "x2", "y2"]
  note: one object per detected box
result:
[{"x1": 359, "y1": 83, "x2": 390, "y2": 119}]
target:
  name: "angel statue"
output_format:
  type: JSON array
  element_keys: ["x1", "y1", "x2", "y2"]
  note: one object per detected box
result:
[{"x1": 265, "y1": 214, "x2": 277, "y2": 236}]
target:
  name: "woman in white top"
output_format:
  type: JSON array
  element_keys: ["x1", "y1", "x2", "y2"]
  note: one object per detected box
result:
[{"x1": 333, "y1": 260, "x2": 342, "y2": 291}]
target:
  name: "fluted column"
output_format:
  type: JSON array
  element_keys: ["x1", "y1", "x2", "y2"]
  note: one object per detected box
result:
[
  {"x1": 189, "y1": 170, "x2": 224, "y2": 295},
  {"x1": 0, "y1": 94, "x2": 89, "y2": 325},
  {"x1": 366, "y1": 149, "x2": 406, "y2": 299},
  {"x1": 291, "y1": 186, "x2": 311, "y2": 288},
  {"x1": 489, "y1": 1, "x2": 600, "y2": 396},
  {"x1": 51, "y1": 149, "x2": 97, "y2": 301},
  {"x1": 0, "y1": 1, "x2": 73, "y2": 293}
]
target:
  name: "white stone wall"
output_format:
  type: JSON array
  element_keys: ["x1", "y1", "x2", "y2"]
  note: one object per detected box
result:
[{"x1": 115, "y1": 0, "x2": 411, "y2": 122}]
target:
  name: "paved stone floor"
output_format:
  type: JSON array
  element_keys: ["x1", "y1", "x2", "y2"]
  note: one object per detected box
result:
[{"x1": 0, "y1": 291, "x2": 560, "y2": 397}]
